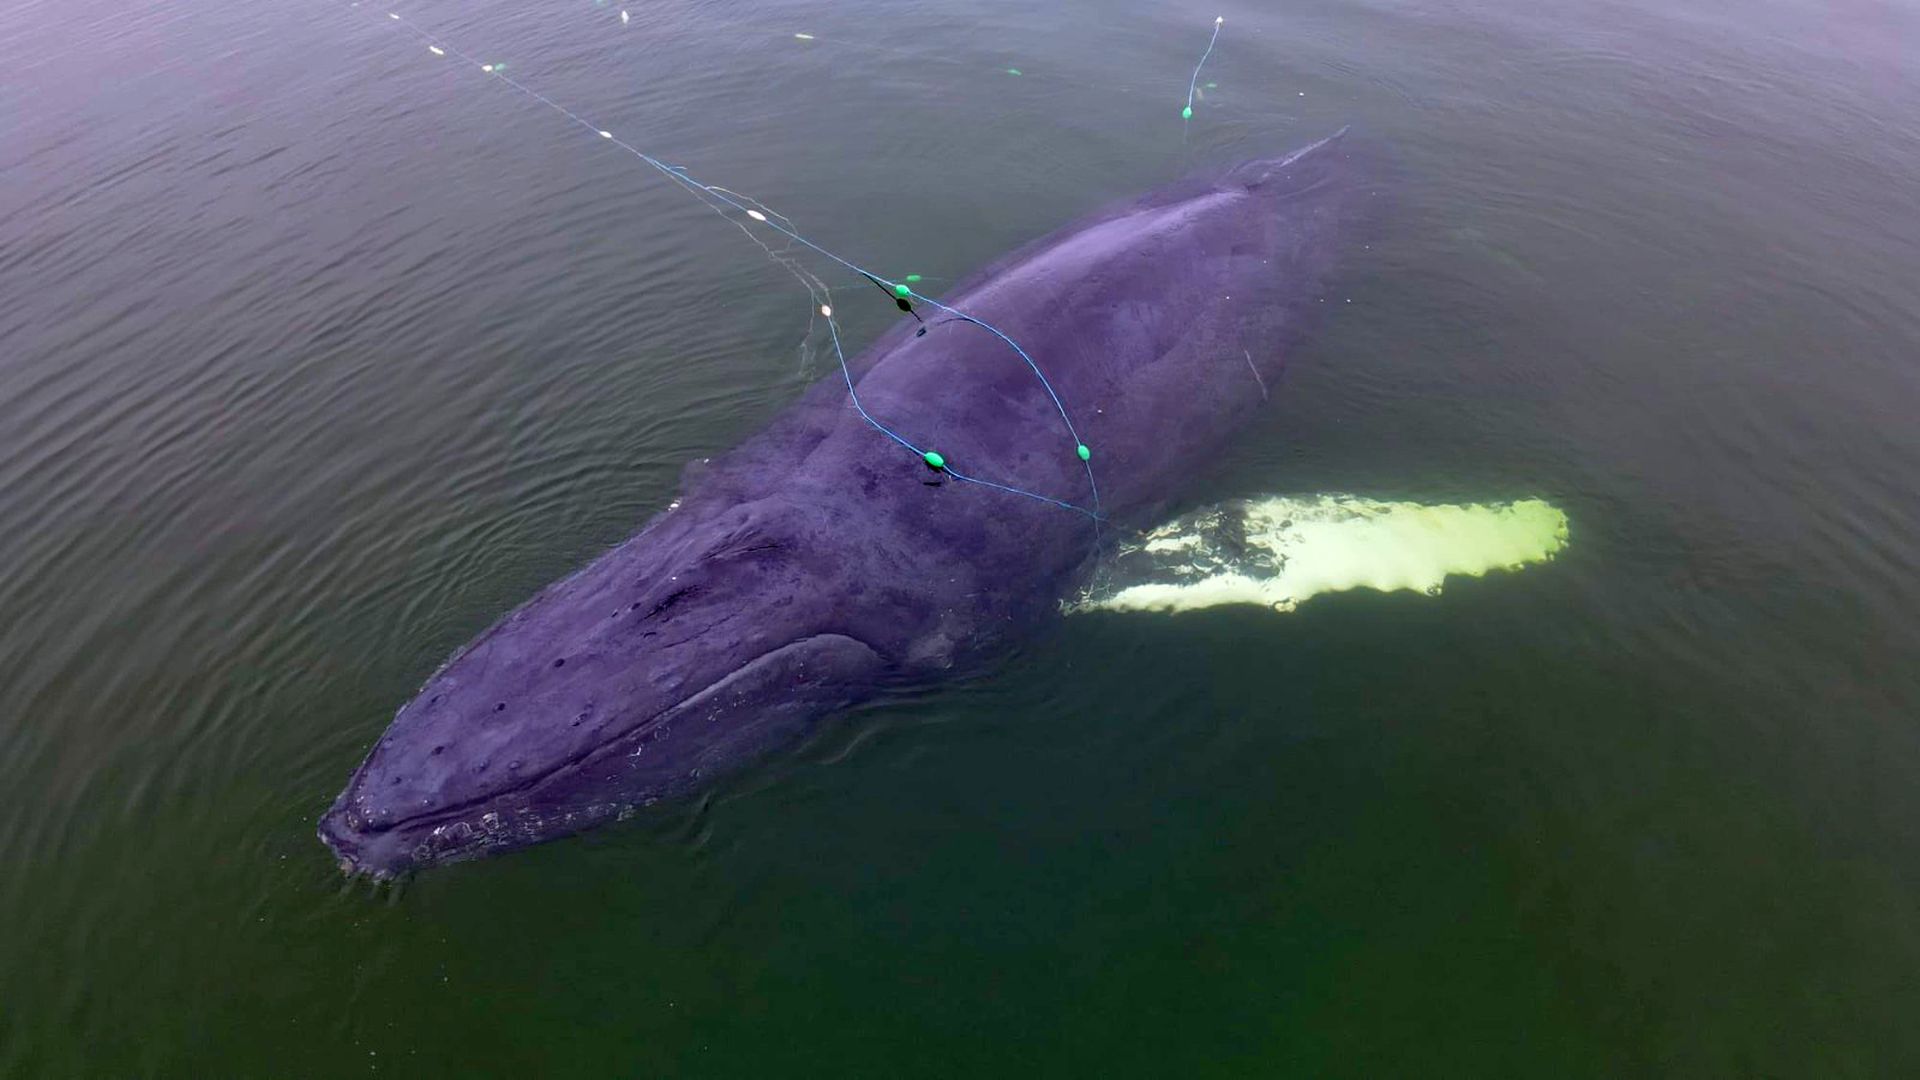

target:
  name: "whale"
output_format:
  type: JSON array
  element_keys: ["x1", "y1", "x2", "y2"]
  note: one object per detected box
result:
[{"x1": 319, "y1": 130, "x2": 1376, "y2": 875}]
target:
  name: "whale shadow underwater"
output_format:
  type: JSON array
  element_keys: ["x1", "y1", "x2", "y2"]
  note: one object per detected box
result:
[{"x1": 320, "y1": 129, "x2": 1381, "y2": 876}]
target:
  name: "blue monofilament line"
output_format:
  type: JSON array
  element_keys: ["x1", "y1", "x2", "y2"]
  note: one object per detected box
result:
[
  {"x1": 351, "y1": 5, "x2": 1101, "y2": 521},
  {"x1": 825, "y1": 319, "x2": 1101, "y2": 519},
  {"x1": 1185, "y1": 16, "x2": 1224, "y2": 120},
  {"x1": 825, "y1": 316, "x2": 922, "y2": 458}
]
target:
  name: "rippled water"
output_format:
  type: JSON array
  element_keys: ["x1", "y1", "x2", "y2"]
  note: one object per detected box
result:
[{"x1": 4, "y1": 0, "x2": 1919, "y2": 1073}]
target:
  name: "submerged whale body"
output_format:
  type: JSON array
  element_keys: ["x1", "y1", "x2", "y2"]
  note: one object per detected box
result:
[{"x1": 320, "y1": 131, "x2": 1375, "y2": 875}]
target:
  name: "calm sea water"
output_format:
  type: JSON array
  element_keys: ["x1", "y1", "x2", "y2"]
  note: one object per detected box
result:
[{"x1": 5, "y1": 0, "x2": 1920, "y2": 1074}]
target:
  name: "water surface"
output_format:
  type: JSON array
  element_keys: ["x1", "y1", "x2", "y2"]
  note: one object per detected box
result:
[{"x1": 3, "y1": 0, "x2": 1919, "y2": 1073}]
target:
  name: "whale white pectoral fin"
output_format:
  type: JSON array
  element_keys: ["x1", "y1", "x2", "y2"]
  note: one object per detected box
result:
[{"x1": 1069, "y1": 494, "x2": 1569, "y2": 615}]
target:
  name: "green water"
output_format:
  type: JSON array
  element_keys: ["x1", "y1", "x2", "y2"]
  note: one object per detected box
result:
[{"x1": 3, "y1": 0, "x2": 1918, "y2": 1073}]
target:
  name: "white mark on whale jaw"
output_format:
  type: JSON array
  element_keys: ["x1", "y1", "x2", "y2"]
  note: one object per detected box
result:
[{"x1": 1069, "y1": 494, "x2": 1569, "y2": 614}]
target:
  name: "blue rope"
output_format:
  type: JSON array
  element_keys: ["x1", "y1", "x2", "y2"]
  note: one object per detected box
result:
[
  {"x1": 362, "y1": 6, "x2": 1102, "y2": 521},
  {"x1": 825, "y1": 315, "x2": 921, "y2": 457},
  {"x1": 946, "y1": 464, "x2": 1101, "y2": 520},
  {"x1": 1186, "y1": 17, "x2": 1223, "y2": 117},
  {"x1": 827, "y1": 313, "x2": 1102, "y2": 520},
  {"x1": 911, "y1": 304, "x2": 1083, "y2": 446},
  {"x1": 915, "y1": 305, "x2": 1103, "y2": 515}
]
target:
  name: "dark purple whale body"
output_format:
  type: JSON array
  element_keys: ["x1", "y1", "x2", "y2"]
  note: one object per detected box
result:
[{"x1": 320, "y1": 131, "x2": 1374, "y2": 875}]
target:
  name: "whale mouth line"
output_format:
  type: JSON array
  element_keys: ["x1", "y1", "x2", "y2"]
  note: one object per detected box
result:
[{"x1": 320, "y1": 632, "x2": 884, "y2": 868}]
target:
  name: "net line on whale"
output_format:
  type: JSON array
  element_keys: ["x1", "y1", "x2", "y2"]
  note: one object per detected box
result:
[
  {"x1": 349, "y1": 5, "x2": 1104, "y2": 520},
  {"x1": 337, "y1": 6, "x2": 1231, "y2": 523}
]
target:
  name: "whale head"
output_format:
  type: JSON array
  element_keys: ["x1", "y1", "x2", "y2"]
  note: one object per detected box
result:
[{"x1": 318, "y1": 500, "x2": 889, "y2": 877}]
